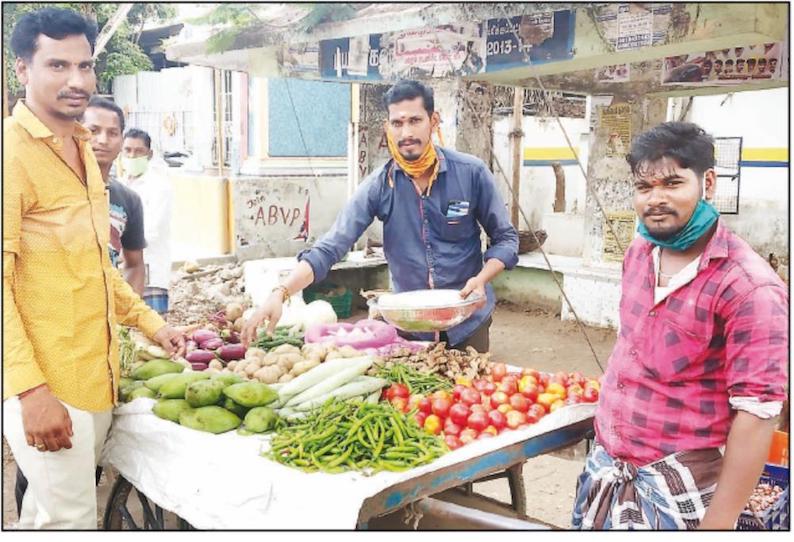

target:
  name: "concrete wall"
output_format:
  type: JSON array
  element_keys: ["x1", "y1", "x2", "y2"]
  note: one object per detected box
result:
[
  {"x1": 683, "y1": 87, "x2": 789, "y2": 261},
  {"x1": 492, "y1": 267, "x2": 563, "y2": 312},
  {"x1": 232, "y1": 175, "x2": 349, "y2": 261},
  {"x1": 168, "y1": 171, "x2": 230, "y2": 262}
]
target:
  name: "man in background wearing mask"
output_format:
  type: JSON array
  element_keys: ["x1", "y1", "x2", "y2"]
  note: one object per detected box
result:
[
  {"x1": 121, "y1": 129, "x2": 173, "y2": 315},
  {"x1": 572, "y1": 122, "x2": 787, "y2": 529}
]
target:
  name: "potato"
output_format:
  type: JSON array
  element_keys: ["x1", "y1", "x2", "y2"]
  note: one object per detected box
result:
[
  {"x1": 233, "y1": 317, "x2": 245, "y2": 333},
  {"x1": 253, "y1": 366, "x2": 283, "y2": 385},
  {"x1": 273, "y1": 344, "x2": 300, "y2": 354},
  {"x1": 290, "y1": 359, "x2": 320, "y2": 377},
  {"x1": 227, "y1": 361, "x2": 238, "y2": 371},
  {"x1": 225, "y1": 303, "x2": 244, "y2": 323},
  {"x1": 245, "y1": 348, "x2": 267, "y2": 362},
  {"x1": 339, "y1": 346, "x2": 361, "y2": 358},
  {"x1": 262, "y1": 352, "x2": 280, "y2": 366},
  {"x1": 277, "y1": 373, "x2": 295, "y2": 383},
  {"x1": 208, "y1": 359, "x2": 224, "y2": 371},
  {"x1": 325, "y1": 351, "x2": 342, "y2": 361},
  {"x1": 245, "y1": 364, "x2": 259, "y2": 377}
]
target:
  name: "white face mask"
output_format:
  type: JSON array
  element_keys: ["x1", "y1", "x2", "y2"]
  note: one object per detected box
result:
[{"x1": 122, "y1": 155, "x2": 149, "y2": 177}]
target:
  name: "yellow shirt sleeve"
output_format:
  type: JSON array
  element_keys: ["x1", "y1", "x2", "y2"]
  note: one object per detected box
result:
[
  {"x1": 3, "y1": 155, "x2": 46, "y2": 398},
  {"x1": 110, "y1": 267, "x2": 167, "y2": 338}
]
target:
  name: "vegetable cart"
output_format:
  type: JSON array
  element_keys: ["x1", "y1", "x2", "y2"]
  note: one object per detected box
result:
[{"x1": 101, "y1": 398, "x2": 594, "y2": 530}]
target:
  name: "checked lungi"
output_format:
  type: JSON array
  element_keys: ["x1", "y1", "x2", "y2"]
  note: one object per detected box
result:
[{"x1": 572, "y1": 444, "x2": 723, "y2": 530}]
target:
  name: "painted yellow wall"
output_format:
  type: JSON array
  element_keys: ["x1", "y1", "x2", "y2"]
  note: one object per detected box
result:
[{"x1": 168, "y1": 172, "x2": 231, "y2": 261}]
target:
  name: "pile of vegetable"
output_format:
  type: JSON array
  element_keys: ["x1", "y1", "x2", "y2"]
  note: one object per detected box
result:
[
  {"x1": 185, "y1": 328, "x2": 247, "y2": 371},
  {"x1": 374, "y1": 364, "x2": 452, "y2": 395},
  {"x1": 121, "y1": 359, "x2": 282, "y2": 435},
  {"x1": 253, "y1": 326, "x2": 305, "y2": 351},
  {"x1": 118, "y1": 327, "x2": 177, "y2": 378},
  {"x1": 370, "y1": 342, "x2": 492, "y2": 383},
  {"x1": 381, "y1": 364, "x2": 601, "y2": 450},
  {"x1": 304, "y1": 319, "x2": 424, "y2": 357},
  {"x1": 221, "y1": 342, "x2": 365, "y2": 385},
  {"x1": 267, "y1": 399, "x2": 447, "y2": 473},
  {"x1": 271, "y1": 356, "x2": 388, "y2": 420}
]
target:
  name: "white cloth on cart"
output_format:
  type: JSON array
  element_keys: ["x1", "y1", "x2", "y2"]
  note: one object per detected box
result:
[{"x1": 102, "y1": 399, "x2": 595, "y2": 529}]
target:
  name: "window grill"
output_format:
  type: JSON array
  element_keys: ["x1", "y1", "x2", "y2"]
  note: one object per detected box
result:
[{"x1": 712, "y1": 137, "x2": 742, "y2": 214}]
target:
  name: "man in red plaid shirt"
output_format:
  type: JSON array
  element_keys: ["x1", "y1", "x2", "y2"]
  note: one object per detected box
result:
[{"x1": 572, "y1": 122, "x2": 788, "y2": 530}]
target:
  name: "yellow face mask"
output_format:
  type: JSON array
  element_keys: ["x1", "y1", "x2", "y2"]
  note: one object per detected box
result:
[{"x1": 384, "y1": 122, "x2": 445, "y2": 192}]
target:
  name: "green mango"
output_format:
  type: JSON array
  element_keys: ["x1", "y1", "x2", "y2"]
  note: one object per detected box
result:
[
  {"x1": 185, "y1": 379, "x2": 226, "y2": 408},
  {"x1": 221, "y1": 397, "x2": 250, "y2": 418},
  {"x1": 129, "y1": 387, "x2": 156, "y2": 400},
  {"x1": 145, "y1": 372, "x2": 182, "y2": 392},
  {"x1": 178, "y1": 406, "x2": 241, "y2": 434},
  {"x1": 211, "y1": 373, "x2": 244, "y2": 387},
  {"x1": 243, "y1": 407, "x2": 277, "y2": 433},
  {"x1": 119, "y1": 380, "x2": 145, "y2": 402},
  {"x1": 132, "y1": 359, "x2": 184, "y2": 381},
  {"x1": 119, "y1": 377, "x2": 135, "y2": 389},
  {"x1": 152, "y1": 399, "x2": 193, "y2": 423},
  {"x1": 158, "y1": 372, "x2": 211, "y2": 399},
  {"x1": 222, "y1": 382, "x2": 278, "y2": 408},
  {"x1": 236, "y1": 427, "x2": 254, "y2": 437}
]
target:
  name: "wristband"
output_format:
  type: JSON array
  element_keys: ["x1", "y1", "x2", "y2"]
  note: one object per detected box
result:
[{"x1": 272, "y1": 285, "x2": 290, "y2": 304}]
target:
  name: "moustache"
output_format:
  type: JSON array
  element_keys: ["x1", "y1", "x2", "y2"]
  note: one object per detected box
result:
[
  {"x1": 57, "y1": 91, "x2": 90, "y2": 100},
  {"x1": 398, "y1": 139, "x2": 420, "y2": 147},
  {"x1": 644, "y1": 206, "x2": 678, "y2": 218}
]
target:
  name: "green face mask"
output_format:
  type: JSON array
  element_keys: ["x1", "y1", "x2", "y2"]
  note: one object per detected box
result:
[
  {"x1": 122, "y1": 155, "x2": 150, "y2": 177},
  {"x1": 637, "y1": 199, "x2": 719, "y2": 251}
]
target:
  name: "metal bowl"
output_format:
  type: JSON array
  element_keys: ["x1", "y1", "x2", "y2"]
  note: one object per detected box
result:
[{"x1": 370, "y1": 289, "x2": 484, "y2": 332}]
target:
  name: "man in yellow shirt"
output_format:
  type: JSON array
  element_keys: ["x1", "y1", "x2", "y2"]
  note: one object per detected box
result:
[{"x1": 3, "y1": 8, "x2": 184, "y2": 529}]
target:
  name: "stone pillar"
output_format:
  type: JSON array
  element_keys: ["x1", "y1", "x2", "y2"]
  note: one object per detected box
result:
[{"x1": 582, "y1": 95, "x2": 667, "y2": 267}]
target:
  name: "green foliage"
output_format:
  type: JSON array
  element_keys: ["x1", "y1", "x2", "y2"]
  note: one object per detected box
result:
[{"x1": 3, "y1": 3, "x2": 174, "y2": 96}]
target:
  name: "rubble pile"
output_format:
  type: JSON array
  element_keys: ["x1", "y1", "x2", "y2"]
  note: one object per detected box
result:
[{"x1": 168, "y1": 261, "x2": 250, "y2": 325}]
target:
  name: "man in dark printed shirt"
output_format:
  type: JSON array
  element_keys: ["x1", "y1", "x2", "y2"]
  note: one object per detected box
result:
[
  {"x1": 572, "y1": 122, "x2": 787, "y2": 530},
  {"x1": 83, "y1": 96, "x2": 146, "y2": 294}
]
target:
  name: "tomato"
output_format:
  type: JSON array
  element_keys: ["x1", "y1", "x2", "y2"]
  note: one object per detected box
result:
[
  {"x1": 449, "y1": 403, "x2": 471, "y2": 426},
  {"x1": 518, "y1": 374, "x2": 537, "y2": 392},
  {"x1": 391, "y1": 396, "x2": 409, "y2": 412},
  {"x1": 552, "y1": 371, "x2": 569, "y2": 386},
  {"x1": 431, "y1": 397, "x2": 452, "y2": 419},
  {"x1": 522, "y1": 368, "x2": 541, "y2": 380},
  {"x1": 443, "y1": 420, "x2": 463, "y2": 437},
  {"x1": 455, "y1": 376, "x2": 472, "y2": 387},
  {"x1": 582, "y1": 386, "x2": 599, "y2": 403},
  {"x1": 569, "y1": 372, "x2": 585, "y2": 386},
  {"x1": 496, "y1": 403, "x2": 512, "y2": 414},
  {"x1": 424, "y1": 414, "x2": 442, "y2": 435},
  {"x1": 459, "y1": 428, "x2": 478, "y2": 444},
  {"x1": 472, "y1": 379, "x2": 489, "y2": 393},
  {"x1": 469, "y1": 403, "x2": 487, "y2": 415},
  {"x1": 385, "y1": 383, "x2": 410, "y2": 401},
  {"x1": 490, "y1": 362, "x2": 507, "y2": 382},
  {"x1": 418, "y1": 397, "x2": 433, "y2": 415},
  {"x1": 481, "y1": 381, "x2": 497, "y2": 396},
  {"x1": 503, "y1": 376, "x2": 520, "y2": 395},
  {"x1": 487, "y1": 410, "x2": 507, "y2": 430},
  {"x1": 444, "y1": 434, "x2": 463, "y2": 450},
  {"x1": 546, "y1": 382, "x2": 567, "y2": 399},
  {"x1": 460, "y1": 388, "x2": 481, "y2": 407},
  {"x1": 520, "y1": 381, "x2": 539, "y2": 402},
  {"x1": 550, "y1": 399, "x2": 565, "y2": 412},
  {"x1": 536, "y1": 393, "x2": 558, "y2": 412},
  {"x1": 452, "y1": 384, "x2": 468, "y2": 401},
  {"x1": 585, "y1": 379, "x2": 601, "y2": 392},
  {"x1": 566, "y1": 384, "x2": 584, "y2": 397},
  {"x1": 482, "y1": 425, "x2": 498, "y2": 437},
  {"x1": 408, "y1": 393, "x2": 423, "y2": 410},
  {"x1": 466, "y1": 411, "x2": 489, "y2": 432},
  {"x1": 414, "y1": 411, "x2": 427, "y2": 428},
  {"x1": 478, "y1": 431, "x2": 495, "y2": 440},
  {"x1": 526, "y1": 404, "x2": 546, "y2": 424},
  {"x1": 565, "y1": 394, "x2": 583, "y2": 405},
  {"x1": 509, "y1": 393, "x2": 530, "y2": 413},
  {"x1": 490, "y1": 391, "x2": 510, "y2": 409},
  {"x1": 538, "y1": 373, "x2": 550, "y2": 387},
  {"x1": 505, "y1": 410, "x2": 527, "y2": 429},
  {"x1": 431, "y1": 390, "x2": 451, "y2": 401}
]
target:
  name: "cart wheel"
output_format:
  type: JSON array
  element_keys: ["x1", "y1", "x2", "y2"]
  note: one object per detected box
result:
[{"x1": 103, "y1": 475, "x2": 193, "y2": 530}]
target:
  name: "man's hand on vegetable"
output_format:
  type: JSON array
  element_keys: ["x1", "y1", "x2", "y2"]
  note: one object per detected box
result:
[
  {"x1": 241, "y1": 292, "x2": 284, "y2": 347},
  {"x1": 152, "y1": 325, "x2": 187, "y2": 358},
  {"x1": 20, "y1": 385, "x2": 73, "y2": 453},
  {"x1": 459, "y1": 276, "x2": 487, "y2": 309}
]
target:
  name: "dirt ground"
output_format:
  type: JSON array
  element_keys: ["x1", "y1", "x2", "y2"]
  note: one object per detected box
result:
[{"x1": 2, "y1": 302, "x2": 616, "y2": 529}]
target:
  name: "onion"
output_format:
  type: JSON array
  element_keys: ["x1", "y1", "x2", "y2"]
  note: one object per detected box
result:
[{"x1": 192, "y1": 329, "x2": 219, "y2": 344}]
